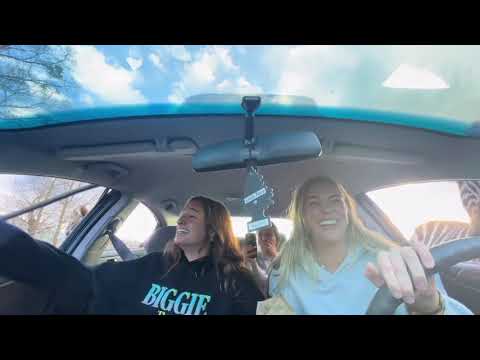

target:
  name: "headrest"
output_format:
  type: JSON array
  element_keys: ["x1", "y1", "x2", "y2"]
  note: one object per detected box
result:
[
  {"x1": 144, "y1": 226, "x2": 176, "y2": 254},
  {"x1": 458, "y1": 180, "x2": 480, "y2": 213}
]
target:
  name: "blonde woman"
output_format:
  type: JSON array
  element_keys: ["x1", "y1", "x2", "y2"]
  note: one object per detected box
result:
[{"x1": 258, "y1": 176, "x2": 472, "y2": 315}]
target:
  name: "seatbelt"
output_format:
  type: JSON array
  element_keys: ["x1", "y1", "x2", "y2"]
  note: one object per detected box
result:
[
  {"x1": 108, "y1": 233, "x2": 137, "y2": 261},
  {"x1": 105, "y1": 219, "x2": 137, "y2": 261}
]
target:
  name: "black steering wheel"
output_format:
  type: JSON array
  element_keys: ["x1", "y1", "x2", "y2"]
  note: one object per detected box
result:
[
  {"x1": 366, "y1": 237, "x2": 480, "y2": 315},
  {"x1": 0, "y1": 275, "x2": 14, "y2": 288}
]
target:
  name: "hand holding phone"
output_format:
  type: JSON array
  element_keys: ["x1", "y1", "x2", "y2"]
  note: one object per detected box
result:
[{"x1": 245, "y1": 233, "x2": 257, "y2": 259}]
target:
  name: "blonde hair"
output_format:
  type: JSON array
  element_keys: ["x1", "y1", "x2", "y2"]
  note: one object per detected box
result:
[{"x1": 271, "y1": 176, "x2": 397, "y2": 293}]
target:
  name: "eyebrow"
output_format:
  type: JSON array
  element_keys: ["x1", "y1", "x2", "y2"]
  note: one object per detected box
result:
[
  {"x1": 187, "y1": 207, "x2": 200, "y2": 214},
  {"x1": 307, "y1": 194, "x2": 340, "y2": 200}
]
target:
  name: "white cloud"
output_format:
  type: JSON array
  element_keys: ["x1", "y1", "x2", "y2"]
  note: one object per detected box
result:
[
  {"x1": 236, "y1": 77, "x2": 262, "y2": 93},
  {"x1": 167, "y1": 93, "x2": 184, "y2": 104},
  {"x1": 184, "y1": 46, "x2": 238, "y2": 86},
  {"x1": 9, "y1": 108, "x2": 43, "y2": 117},
  {"x1": 215, "y1": 77, "x2": 262, "y2": 94},
  {"x1": 126, "y1": 56, "x2": 143, "y2": 72},
  {"x1": 383, "y1": 64, "x2": 449, "y2": 90},
  {"x1": 211, "y1": 46, "x2": 238, "y2": 71},
  {"x1": 269, "y1": 45, "x2": 359, "y2": 106},
  {"x1": 45, "y1": 88, "x2": 69, "y2": 103},
  {"x1": 70, "y1": 45, "x2": 146, "y2": 104},
  {"x1": 187, "y1": 57, "x2": 215, "y2": 85},
  {"x1": 216, "y1": 79, "x2": 232, "y2": 91},
  {"x1": 81, "y1": 93, "x2": 94, "y2": 105},
  {"x1": 28, "y1": 82, "x2": 69, "y2": 103},
  {"x1": 149, "y1": 53, "x2": 166, "y2": 72},
  {"x1": 165, "y1": 45, "x2": 192, "y2": 62},
  {"x1": 50, "y1": 92, "x2": 68, "y2": 102},
  {"x1": 168, "y1": 46, "x2": 250, "y2": 103}
]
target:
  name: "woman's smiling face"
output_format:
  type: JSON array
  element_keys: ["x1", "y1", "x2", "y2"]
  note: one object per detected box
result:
[
  {"x1": 303, "y1": 180, "x2": 349, "y2": 245},
  {"x1": 174, "y1": 199, "x2": 208, "y2": 249}
]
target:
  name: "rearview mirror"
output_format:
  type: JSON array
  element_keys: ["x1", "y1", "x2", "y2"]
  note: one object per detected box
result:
[{"x1": 192, "y1": 131, "x2": 322, "y2": 172}]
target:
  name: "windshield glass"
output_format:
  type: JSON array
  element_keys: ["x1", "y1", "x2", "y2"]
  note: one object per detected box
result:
[{"x1": 1, "y1": 45, "x2": 479, "y2": 133}]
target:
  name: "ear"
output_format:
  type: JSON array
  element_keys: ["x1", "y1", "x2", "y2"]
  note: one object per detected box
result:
[{"x1": 207, "y1": 225, "x2": 216, "y2": 240}]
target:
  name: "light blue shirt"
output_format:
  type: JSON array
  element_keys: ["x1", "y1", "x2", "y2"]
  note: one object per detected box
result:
[{"x1": 269, "y1": 244, "x2": 473, "y2": 315}]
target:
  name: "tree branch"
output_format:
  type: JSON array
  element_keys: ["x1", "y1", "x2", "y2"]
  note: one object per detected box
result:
[
  {"x1": 0, "y1": 103, "x2": 47, "y2": 109},
  {"x1": 0, "y1": 74, "x2": 65, "y2": 88},
  {"x1": 0, "y1": 53, "x2": 53, "y2": 68}
]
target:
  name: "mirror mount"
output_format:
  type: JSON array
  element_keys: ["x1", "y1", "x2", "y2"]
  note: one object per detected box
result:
[
  {"x1": 241, "y1": 95, "x2": 261, "y2": 144},
  {"x1": 240, "y1": 96, "x2": 275, "y2": 232},
  {"x1": 191, "y1": 95, "x2": 322, "y2": 231}
]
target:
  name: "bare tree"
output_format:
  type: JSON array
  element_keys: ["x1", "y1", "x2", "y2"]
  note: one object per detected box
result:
[
  {"x1": 4, "y1": 177, "x2": 59, "y2": 237},
  {"x1": 0, "y1": 45, "x2": 76, "y2": 118},
  {"x1": 0, "y1": 175, "x2": 104, "y2": 246},
  {"x1": 51, "y1": 181, "x2": 79, "y2": 247}
]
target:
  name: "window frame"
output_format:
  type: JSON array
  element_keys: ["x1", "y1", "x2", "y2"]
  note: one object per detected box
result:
[
  {"x1": 79, "y1": 197, "x2": 163, "y2": 265},
  {"x1": 0, "y1": 173, "x2": 106, "y2": 251},
  {"x1": 364, "y1": 179, "x2": 477, "y2": 242},
  {"x1": 356, "y1": 193, "x2": 408, "y2": 245}
]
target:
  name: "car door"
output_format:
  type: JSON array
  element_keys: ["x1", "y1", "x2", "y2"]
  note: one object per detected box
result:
[
  {"x1": 358, "y1": 180, "x2": 480, "y2": 314},
  {"x1": 0, "y1": 174, "x2": 106, "y2": 314}
]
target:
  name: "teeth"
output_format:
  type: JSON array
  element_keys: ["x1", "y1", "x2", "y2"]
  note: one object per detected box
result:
[
  {"x1": 177, "y1": 229, "x2": 189, "y2": 234},
  {"x1": 320, "y1": 220, "x2": 337, "y2": 226}
]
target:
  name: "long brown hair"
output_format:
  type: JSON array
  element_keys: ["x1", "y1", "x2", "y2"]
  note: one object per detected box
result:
[{"x1": 164, "y1": 196, "x2": 248, "y2": 292}]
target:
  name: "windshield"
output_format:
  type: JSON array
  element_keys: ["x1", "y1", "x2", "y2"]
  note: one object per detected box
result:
[{"x1": 1, "y1": 45, "x2": 479, "y2": 133}]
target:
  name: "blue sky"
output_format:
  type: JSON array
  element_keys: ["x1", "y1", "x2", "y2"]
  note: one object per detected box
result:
[
  {"x1": 69, "y1": 45, "x2": 275, "y2": 108},
  {"x1": 22, "y1": 45, "x2": 479, "y2": 124}
]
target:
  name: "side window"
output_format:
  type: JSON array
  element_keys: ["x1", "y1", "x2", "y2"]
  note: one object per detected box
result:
[
  {"x1": 0, "y1": 174, "x2": 105, "y2": 248},
  {"x1": 96, "y1": 202, "x2": 158, "y2": 264},
  {"x1": 367, "y1": 181, "x2": 473, "y2": 245}
]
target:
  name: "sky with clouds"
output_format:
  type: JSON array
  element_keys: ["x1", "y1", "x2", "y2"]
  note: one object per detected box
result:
[
  {"x1": 67, "y1": 45, "x2": 268, "y2": 107},
  {"x1": 26, "y1": 45, "x2": 480, "y2": 124}
]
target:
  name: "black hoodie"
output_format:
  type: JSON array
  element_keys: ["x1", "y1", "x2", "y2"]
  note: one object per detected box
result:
[{"x1": 0, "y1": 220, "x2": 264, "y2": 315}]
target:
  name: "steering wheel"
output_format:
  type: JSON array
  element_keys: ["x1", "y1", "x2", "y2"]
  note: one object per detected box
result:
[
  {"x1": 0, "y1": 275, "x2": 14, "y2": 288},
  {"x1": 366, "y1": 237, "x2": 480, "y2": 315}
]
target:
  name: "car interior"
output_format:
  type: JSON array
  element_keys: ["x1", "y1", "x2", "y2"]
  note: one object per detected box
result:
[{"x1": 1, "y1": 100, "x2": 480, "y2": 314}]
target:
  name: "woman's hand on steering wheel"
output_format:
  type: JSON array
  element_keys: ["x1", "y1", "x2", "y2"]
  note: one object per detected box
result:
[
  {"x1": 364, "y1": 241, "x2": 441, "y2": 314},
  {"x1": 468, "y1": 205, "x2": 480, "y2": 236}
]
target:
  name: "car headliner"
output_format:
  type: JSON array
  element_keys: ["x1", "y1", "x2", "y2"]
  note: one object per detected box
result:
[{"x1": 1, "y1": 113, "x2": 479, "y2": 218}]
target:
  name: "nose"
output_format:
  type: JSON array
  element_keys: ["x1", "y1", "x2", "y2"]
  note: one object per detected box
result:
[
  {"x1": 321, "y1": 205, "x2": 334, "y2": 215},
  {"x1": 177, "y1": 216, "x2": 185, "y2": 226}
]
